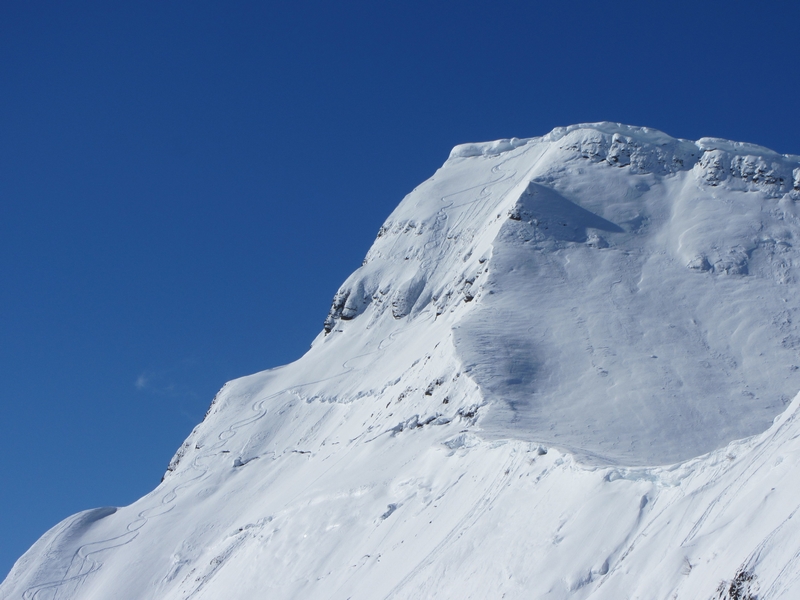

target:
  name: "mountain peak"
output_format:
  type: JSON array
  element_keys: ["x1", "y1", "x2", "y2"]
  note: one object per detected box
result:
[
  {"x1": 6, "y1": 125, "x2": 800, "y2": 600},
  {"x1": 317, "y1": 124, "x2": 800, "y2": 465}
]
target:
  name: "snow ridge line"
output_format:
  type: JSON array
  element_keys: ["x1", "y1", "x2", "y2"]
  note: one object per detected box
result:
[
  {"x1": 20, "y1": 390, "x2": 281, "y2": 600},
  {"x1": 172, "y1": 328, "x2": 419, "y2": 599},
  {"x1": 21, "y1": 323, "x2": 413, "y2": 599}
]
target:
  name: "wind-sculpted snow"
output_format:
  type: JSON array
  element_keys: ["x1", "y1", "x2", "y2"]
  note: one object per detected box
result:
[
  {"x1": 456, "y1": 157, "x2": 800, "y2": 464},
  {"x1": 5, "y1": 123, "x2": 800, "y2": 600},
  {"x1": 328, "y1": 123, "x2": 800, "y2": 464}
]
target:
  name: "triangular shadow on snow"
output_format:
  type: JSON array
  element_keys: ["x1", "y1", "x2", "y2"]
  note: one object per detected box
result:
[{"x1": 514, "y1": 182, "x2": 624, "y2": 242}]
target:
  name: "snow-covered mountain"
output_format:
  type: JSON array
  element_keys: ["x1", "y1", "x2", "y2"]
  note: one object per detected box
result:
[{"x1": 5, "y1": 123, "x2": 800, "y2": 600}]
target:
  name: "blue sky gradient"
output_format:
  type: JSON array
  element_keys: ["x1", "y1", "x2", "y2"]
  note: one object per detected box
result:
[{"x1": 2, "y1": 0, "x2": 799, "y2": 576}]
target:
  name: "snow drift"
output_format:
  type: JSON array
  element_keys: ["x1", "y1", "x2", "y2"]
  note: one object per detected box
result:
[{"x1": 4, "y1": 123, "x2": 800, "y2": 600}]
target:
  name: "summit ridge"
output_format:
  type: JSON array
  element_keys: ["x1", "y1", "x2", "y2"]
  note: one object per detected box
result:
[{"x1": 323, "y1": 122, "x2": 800, "y2": 464}]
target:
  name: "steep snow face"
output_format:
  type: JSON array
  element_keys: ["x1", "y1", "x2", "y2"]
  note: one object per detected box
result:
[
  {"x1": 326, "y1": 123, "x2": 800, "y2": 464},
  {"x1": 5, "y1": 123, "x2": 800, "y2": 600}
]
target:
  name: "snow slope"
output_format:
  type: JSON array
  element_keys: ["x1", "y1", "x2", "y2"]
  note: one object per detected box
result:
[{"x1": 4, "y1": 123, "x2": 800, "y2": 599}]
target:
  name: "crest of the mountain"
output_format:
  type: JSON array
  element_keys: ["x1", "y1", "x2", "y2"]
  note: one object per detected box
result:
[{"x1": 322, "y1": 122, "x2": 800, "y2": 465}]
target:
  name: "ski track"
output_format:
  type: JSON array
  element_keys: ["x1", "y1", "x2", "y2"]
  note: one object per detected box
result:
[
  {"x1": 598, "y1": 410, "x2": 800, "y2": 593},
  {"x1": 381, "y1": 445, "x2": 524, "y2": 600},
  {"x1": 167, "y1": 331, "x2": 407, "y2": 600},
  {"x1": 21, "y1": 326, "x2": 407, "y2": 600},
  {"x1": 420, "y1": 152, "x2": 517, "y2": 275},
  {"x1": 680, "y1": 410, "x2": 797, "y2": 548},
  {"x1": 21, "y1": 389, "x2": 276, "y2": 600}
]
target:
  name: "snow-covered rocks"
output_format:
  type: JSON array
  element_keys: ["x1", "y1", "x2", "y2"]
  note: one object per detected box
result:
[
  {"x1": 5, "y1": 123, "x2": 800, "y2": 600},
  {"x1": 323, "y1": 123, "x2": 800, "y2": 465}
]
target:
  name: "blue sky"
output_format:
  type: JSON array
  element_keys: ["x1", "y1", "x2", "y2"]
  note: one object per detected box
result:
[{"x1": 2, "y1": 0, "x2": 799, "y2": 576}]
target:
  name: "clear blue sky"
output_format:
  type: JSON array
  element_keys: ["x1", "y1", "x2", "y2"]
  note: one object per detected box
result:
[{"x1": 2, "y1": 0, "x2": 799, "y2": 577}]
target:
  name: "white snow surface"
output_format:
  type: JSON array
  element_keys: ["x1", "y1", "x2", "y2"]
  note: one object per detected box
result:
[{"x1": 5, "y1": 122, "x2": 800, "y2": 599}]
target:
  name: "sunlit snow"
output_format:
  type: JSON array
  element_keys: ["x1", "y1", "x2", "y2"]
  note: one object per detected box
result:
[{"x1": 4, "y1": 123, "x2": 800, "y2": 600}]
